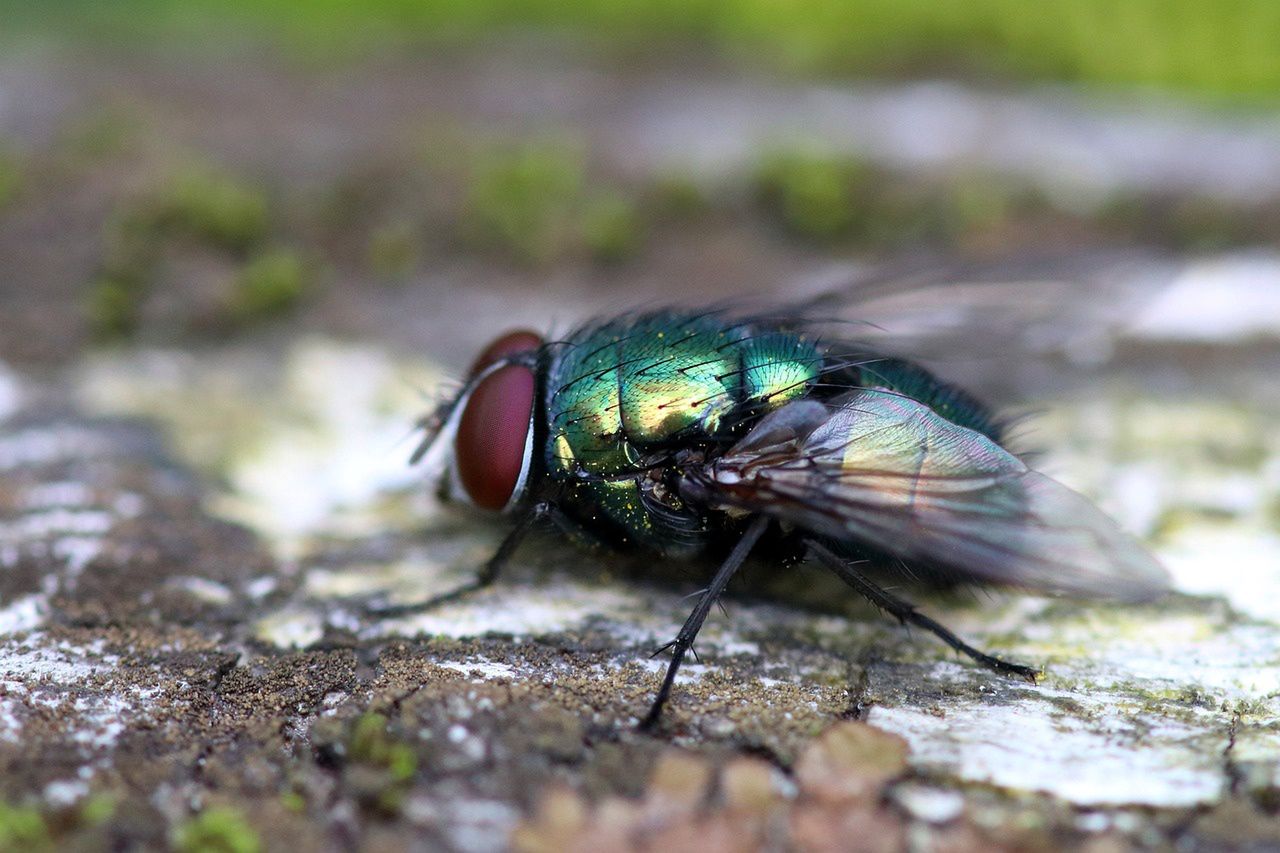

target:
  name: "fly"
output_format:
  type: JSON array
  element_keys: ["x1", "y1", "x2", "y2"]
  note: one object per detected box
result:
[{"x1": 409, "y1": 298, "x2": 1170, "y2": 728}]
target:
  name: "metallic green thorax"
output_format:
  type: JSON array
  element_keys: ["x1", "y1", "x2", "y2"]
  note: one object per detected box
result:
[{"x1": 546, "y1": 312, "x2": 821, "y2": 552}]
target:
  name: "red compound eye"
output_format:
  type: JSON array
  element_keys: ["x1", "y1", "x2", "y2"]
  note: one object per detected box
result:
[
  {"x1": 454, "y1": 331, "x2": 542, "y2": 510},
  {"x1": 468, "y1": 329, "x2": 543, "y2": 377}
]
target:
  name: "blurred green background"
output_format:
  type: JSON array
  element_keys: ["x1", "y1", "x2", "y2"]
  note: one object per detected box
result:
[
  {"x1": 7, "y1": 0, "x2": 1278, "y2": 98},
  {"x1": 1, "y1": 1, "x2": 1277, "y2": 365}
]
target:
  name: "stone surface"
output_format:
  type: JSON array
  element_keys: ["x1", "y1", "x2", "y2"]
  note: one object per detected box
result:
[{"x1": 2, "y1": 282, "x2": 1278, "y2": 848}]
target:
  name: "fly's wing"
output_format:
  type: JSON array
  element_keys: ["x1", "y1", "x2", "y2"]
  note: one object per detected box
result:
[
  {"x1": 705, "y1": 391, "x2": 1170, "y2": 602},
  {"x1": 771, "y1": 253, "x2": 1176, "y2": 400},
  {"x1": 788, "y1": 253, "x2": 1172, "y2": 355}
]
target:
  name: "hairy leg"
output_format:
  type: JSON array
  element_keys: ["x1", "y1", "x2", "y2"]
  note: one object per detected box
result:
[
  {"x1": 806, "y1": 540, "x2": 1039, "y2": 681},
  {"x1": 639, "y1": 516, "x2": 771, "y2": 730},
  {"x1": 369, "y1": 501, "x2": 559, "y2": 616}
]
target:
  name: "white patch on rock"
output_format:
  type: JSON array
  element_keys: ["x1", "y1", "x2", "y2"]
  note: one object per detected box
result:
[
  {"x1": 0, "y1": 635, "x2": 161, "y2": 753},
  {"x1": 76, "y1": 339, "x2": 443, "y2": 558},
  {"x1": 868, "y1": 698, "x2": 1225, "y2": 807},
  {"x1": 253, "y1": 608, "x2": 324, "y2": 649},
  {"x1": 1126, "y1": 253, "x2": 1280, "y2": 343},
  {"x1": 434, "y1": 657, "x2": 519, "y2": 682},
  {"x1": 0, "y1": 508, "x2": 114, "y2": 540},
  {"x1": 368, "y1": 583, "x2": 657, "y2": 642},
  {"x1": 1158, "y1": 529, "x2": 1280, "y2": 624},
  {"x1": 0, "y1": 362, "x2": 20, "y2": 423},
  {"x1": 0, "y1": 696, "x2": 23, "y2": 743},
  {"x1": 1034, "y1": 390, "x2": 1279, "y2": 625},
  {"x1": 0, "y1": 594, "x2": 47, "y2": 634},
  {"x1": 69, "y1": 694, "x2": 132, "y2": 749},
  {"x1": 170, "y1": 576, "x2": 235, "y2": 605},
  {"x1": 0, "y1": 635, "x2": 118, "y2": 683},
  {"x1": 405, "y1": 795, "x2": 520, "y2": 853},
  {"x1": 21, "y1": 481, "x2": 95, "y2": 509},
  {"x1": 245, "y1": 576, "x2": 278, "y2": 599},
  {"x1": 627, "y1": 657, "x2": 709, "y2": 684},
  {"x1": 1032, "y1": 615, "x2": 1280, "y2": 700},
  {"x1": 892, "y1": 784, "x2": 966, "y2": 824},
  {"x1": 0, "y1": 425, "x2": 111, "y2": 471},
  {"x1": 43, "y1": 779, "x2": 89, "y2": 807}
]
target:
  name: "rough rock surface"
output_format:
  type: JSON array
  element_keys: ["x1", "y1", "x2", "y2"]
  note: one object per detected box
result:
[{"x1": 2, "y1": 302, "x2": 1279, "y2": 850}]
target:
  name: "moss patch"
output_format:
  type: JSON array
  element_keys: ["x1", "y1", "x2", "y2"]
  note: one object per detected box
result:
[
  {"x1": 228, "y1": 248, "x2": 309, "y2": 323},
  {"x1": 0, "y1": 802, "x2": 52, "y2": 852},
  {"x1": 463, "y1": 140, "x2": 645, "y2": 266},
  {"x1": 173, "y1": 808, "x2": 262, "y2": 853},
  {"x1": 151, "y1": 169, "x2": 269, "y2": 252}
]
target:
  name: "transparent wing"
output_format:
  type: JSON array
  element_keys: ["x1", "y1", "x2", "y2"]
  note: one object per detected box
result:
[
  {"x1": 769, "y1": 252, "x2": 1177, "y2": 400},
  {"x1": 703, "y1": 390, "x2": 1170, "y2": 602}
]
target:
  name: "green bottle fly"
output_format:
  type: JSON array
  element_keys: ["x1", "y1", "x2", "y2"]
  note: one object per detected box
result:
[{"x1": 412, "y1": 303, "x2": 1170, "y2": 727}]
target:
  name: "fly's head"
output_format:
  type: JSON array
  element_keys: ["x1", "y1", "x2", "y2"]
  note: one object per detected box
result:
[{"x1": 412, "y1": 329, "x2": 543, "y2": 513}]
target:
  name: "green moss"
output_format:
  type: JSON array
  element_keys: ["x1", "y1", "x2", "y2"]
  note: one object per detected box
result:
[
  {"x1": 77, "y1": 794, "x2": 116, "y2": 826},
  {"x1": 755, "y1": 149, "x2": 865, "y2": 242},
  {"x1": 1167, "y1": 197, "x2": 1252, "y2": 252},
  {"x1": 943, "y1": 176, "x2": 1017, "y2": 236},
  {"x1": 464, "y1": 141, "x2": 585, "y2": 265},
  {"x1": 152, "y1": 169, "x2": 270, "y2": 252},
  {"x1": 350, "y1": 712, "x2": 418, "y2": 782},
  {"x1": 647, "y1": 174, "x2": 709, "y2": 219},
  {"x1": 342, "y1": 712, "x2": 420, "y2": 815},
  {"x1": 462, "y1": 140, "x2": 648, "y2": 265},
  {"x1": 86, "y1": 167, "x2": 289, "y2": 340},
  {"x1": 57, "y1": 106, "x2": 139, "y2": 161},
  {"x1": 581, "y1": 193, "x2": 642, "y2": 263},
  {"x1": 1267, "y1": 495, "x2": 1280, "y2": 532},
  {"x1": 0, "y1": 802, "x2": 51, "y2": 853},
  {"x1": 367, "y1": 221, "x2": 420, "y2": 280},
  {"x1": 229, "y1": 249, "x2": 308, "y2": 322},
  {"x1": 86, "y1": 275, "x2": 146, "y2": 341},
  {"x1": 278, "y1": 791, "x2": 306, "y2": 814},
  {"x1": 173, "y1": 807, "x2": 261, "y2": 853}
]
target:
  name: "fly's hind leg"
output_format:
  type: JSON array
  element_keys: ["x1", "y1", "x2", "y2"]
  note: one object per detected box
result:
[
  {"x1": 806, "y1": 540, "x2": 1040, "y2": 682},
  {"x1": 368, "y1": 501, "x2": 558, "y2": 617}
]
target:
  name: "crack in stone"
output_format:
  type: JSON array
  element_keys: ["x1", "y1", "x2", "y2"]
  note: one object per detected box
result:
[{"x1": 1223, "y1": 708, "x2": 1245, "y2": 798}]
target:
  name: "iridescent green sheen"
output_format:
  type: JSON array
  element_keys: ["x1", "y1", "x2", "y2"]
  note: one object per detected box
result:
[
  {"x1": 545, "y1": 312, "x2": 821, "y2": 551},
  {"x1": 616, "y1": 314, "x2": 740, "y2": 443},
  {"x1": 741, "y1": 332, "x2": 821, "y2": 408},
  {"x1": 547, "y1": 320, "x2": 636, "y2": 476}
]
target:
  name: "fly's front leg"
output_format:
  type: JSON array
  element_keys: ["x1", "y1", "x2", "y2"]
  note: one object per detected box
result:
[
  {"x1": 639, "y1": 516, "x2": 770, "y2": 730},
  {"x1": 369, "y1": 501, "x2": 554, "y2": 617},
  {"x1": 806, "y1": 540, "x2": 1040, "y2": 681}
]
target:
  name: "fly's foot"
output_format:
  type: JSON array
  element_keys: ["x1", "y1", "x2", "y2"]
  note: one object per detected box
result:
[
  {"x1": 955, "y1": 643, "x2": 1041, "y2": 683},
  {"x1": 990, "y1": 656, "x2": 1041, "y2": 683}
]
